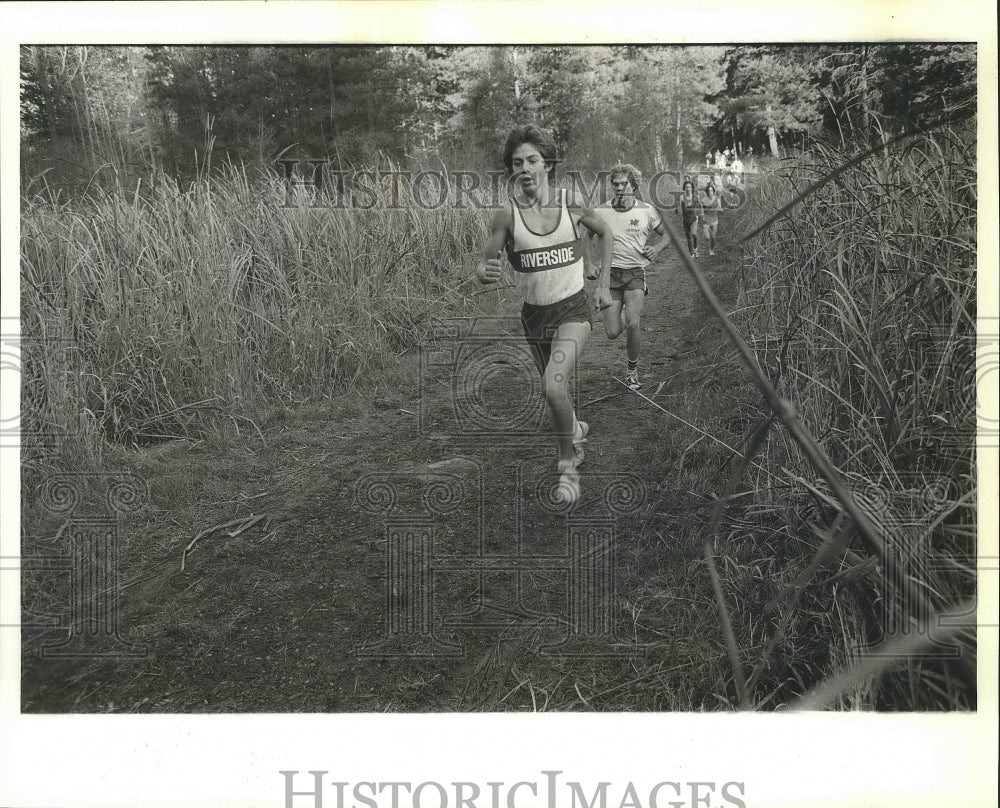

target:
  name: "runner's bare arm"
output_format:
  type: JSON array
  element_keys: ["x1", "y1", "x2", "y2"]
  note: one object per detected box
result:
[
  {"x1": 642, "y1": 218, "x2": 671, "y2": 260},
  {"x1": 475, "y1": 208, "x2": 513, "y2": 284},
  {"x1": 568, "y1": 193, "x2": 613, "y2": 310}
]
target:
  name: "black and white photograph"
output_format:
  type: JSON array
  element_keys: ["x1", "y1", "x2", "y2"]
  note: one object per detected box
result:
[{"x1": 2, "y1": 2, "x2": 997, "y2": 808}]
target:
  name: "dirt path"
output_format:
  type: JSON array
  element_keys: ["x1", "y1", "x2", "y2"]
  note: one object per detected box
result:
[{"x1": 22, "y1": 218, "x2": 749, "y2": 712}]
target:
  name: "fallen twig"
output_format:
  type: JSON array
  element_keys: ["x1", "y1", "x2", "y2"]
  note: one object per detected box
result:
[
  {"x1": 225, "y1": 513, "x2": 266, "y2": 538},
  {"x1": 181, "y1": 513, "x2": 267, "y2": 571},
  {"x1": 580, "y1": 391, "x2": 626, "y2": 408}
]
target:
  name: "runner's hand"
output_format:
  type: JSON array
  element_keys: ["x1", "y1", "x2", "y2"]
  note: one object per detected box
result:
[
  {"x1": 594, "y1": 288, "x2": 613, "y2": 312},
  {"x1": 477, "y1": 251, "x2": 504, "y2": 284}
]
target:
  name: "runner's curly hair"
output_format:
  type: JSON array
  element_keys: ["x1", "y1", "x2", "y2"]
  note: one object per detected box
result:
[
  {"x1": 607, "y1": 163, "x2": 643, "y2": 192},
  {"x1": 502, "y1": 125, "x2": 559, "y2": 181}
]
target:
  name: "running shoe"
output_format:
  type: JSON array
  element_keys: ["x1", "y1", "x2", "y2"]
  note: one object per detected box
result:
[
  {"x1": 555, "y1": 458, "x2": 581, "y2": 507},
  {"x1": 625, "y1": 369, "x2": 641, "y2": 391},
  {"x1": 571, "y1": 420, "x2": 589, "y2": 464},
  {"x1": 709, "y1": 249, "x2": 716, "y2": 256}
]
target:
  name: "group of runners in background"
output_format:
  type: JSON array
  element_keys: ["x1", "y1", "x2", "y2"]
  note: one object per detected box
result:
[
  {"x1": 680, "y1": 174, "x2": 724, "y2": 259},
  {"x1": 706, "y1": 145, "x2": 750, "y2": 174},
  {"x1": 475, "y1": 124, "x2": 732, "y2": 506}
]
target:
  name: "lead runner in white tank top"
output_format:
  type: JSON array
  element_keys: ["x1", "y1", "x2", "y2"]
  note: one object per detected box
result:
[
  {"x1": 507, "y1": 188, "x2": 585, "y2": 306},
  {"x1": 474, "y1": 130, "x2": 615, "y2": 507}
]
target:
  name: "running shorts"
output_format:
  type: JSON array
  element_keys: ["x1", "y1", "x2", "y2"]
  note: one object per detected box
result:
[
  {"x1": 520, "y1": 288, "x2": 593, "y2": 374},
  {"x1": 609, "y1": 266, "x2": 648, "y2": 297}
]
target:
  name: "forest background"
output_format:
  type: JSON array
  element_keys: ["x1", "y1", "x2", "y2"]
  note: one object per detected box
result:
[{"x1": 20, "y1": 44, "x2": 975, "y2": 191}]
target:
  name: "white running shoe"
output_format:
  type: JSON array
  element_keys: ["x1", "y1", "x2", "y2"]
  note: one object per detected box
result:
[
  {"x1": 569, "y1": 419, "x2": 588, "y2": 465},
  {"x1": 709, "y1": 249, "x2": 716, "y2": 256},
  {"x1": 625, "y1": 369, "x2": 641, "y2": 391},
  {"x1": 555, "y1": 458, "x2": 581, "y2": 507}
]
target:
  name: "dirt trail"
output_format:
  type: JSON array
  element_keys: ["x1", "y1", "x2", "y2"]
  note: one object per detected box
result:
[{"x1": 22, "y1": 217, "x2": 746, "y2": 713}]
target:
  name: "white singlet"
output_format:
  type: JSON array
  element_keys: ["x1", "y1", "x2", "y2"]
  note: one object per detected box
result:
[{"x1": 508, "y1": 189, "x2": 585, "y2": 306}]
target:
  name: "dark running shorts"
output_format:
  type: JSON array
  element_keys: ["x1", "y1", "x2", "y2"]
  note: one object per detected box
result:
[
  {"x1": 609, "y1": 266, "x2": 648, "y2": 298},
  {"x1": 520, "y1": 288, "x2": 592, "y2": 374}
]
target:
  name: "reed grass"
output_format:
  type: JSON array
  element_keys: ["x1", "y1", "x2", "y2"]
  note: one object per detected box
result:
[
  {"x1": 21, "y1": 160, "x2": 490, "y2": 478},
  {"x1": 724, "y1": 127, "x2": 977, "y2": 709}
]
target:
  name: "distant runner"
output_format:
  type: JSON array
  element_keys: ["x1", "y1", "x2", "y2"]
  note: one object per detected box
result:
[
  {"x1": 593, "y1": 164, "x2": 670, "y2": 391},
  {"x1": 701, "y1": 181, "x2": 722, "y2": 256},
  {"x1": 475, "y1": 125, "x2": 614, "y2": 506},
  {"x1": 679, "y1": 178, "x2": 700, "y2": 258},
  {"x1": 731, "y1": 155, "x2": 744, "y2": 186}
]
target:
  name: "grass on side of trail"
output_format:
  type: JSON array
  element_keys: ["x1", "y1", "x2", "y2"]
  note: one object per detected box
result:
[
  {"x1": 696, "y1": 129, "x2": 977, "y2": 711},
  {"x1": 20, "y1": 161, "x2": 488, "y2": 491}
]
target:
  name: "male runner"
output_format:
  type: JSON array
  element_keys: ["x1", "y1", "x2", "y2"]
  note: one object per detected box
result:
[
  {"x1": 593, "y1": 164, "x2": 670, "y2": 391},
  {"x1": 475, "y1": 125, "x2": 613, "y2": 506}
]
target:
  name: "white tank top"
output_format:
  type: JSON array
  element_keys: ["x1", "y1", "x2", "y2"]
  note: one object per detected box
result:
[{"x1": 508, "y1": 189, "x2": 585, "y2": 306}]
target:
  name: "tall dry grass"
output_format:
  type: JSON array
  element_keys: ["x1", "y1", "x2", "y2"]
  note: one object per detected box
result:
[
  {"x1": 21, "y1": 161, "x2": 489, "y2": 476},
  {"x1": 723, "y1": 127, "x2": 977, "y2": 708}
]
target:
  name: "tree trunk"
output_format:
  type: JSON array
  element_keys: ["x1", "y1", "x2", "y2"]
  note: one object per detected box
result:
[
  {"x1": 31, "y1": 48, "x2": 60, "y2": 142},
  {"x1": 858, "y1": 46, "x2": 873, "y2": 135},
  {"x1": 675, "y1": 101, "x2": 682, "y2": 170},
  {"x1": 763, "y1": 101, "x2": 781, "y2": 158},
  {"x1": 327, "y1": 51, "x2": 339, "y2": 137},
  {"x1": 767, "y1": 125, "x2": 779, "y2": 158},
  {"x1": 365, "y1": 75, "x2": 375, "y2": 133}
]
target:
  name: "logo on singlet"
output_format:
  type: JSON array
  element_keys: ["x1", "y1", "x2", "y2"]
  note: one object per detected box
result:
[{"x1": 511, "y1": 240, "x2": 580, "y2": 273}]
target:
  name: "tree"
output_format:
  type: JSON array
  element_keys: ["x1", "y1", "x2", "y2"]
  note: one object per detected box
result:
[
  {"x1": 21, "y1": 46, "x2": 154, "y2": 186},
  {"x1": 721, "y1": 47, "x2": 823, "y2": 157},
  {"x1": 524, "y1": 46, "x2": 624, "y2": 166},
  {"x1": 145, "y1": 46, "x2": 444, "y2": 172},
  {"x1": 23, "y1": 44, "x2": 976, "y2": 192},
  {"x1": 810, "y1": 44, "x2": 976, "y2": 147},
  {"x1": 618, "y1": 47, "x2": 724, "y2": 170},
  {"x1": 436, "y1": 47, "x2": 536, "y2": 162},
  {"x1": 873, "y1": 44, "x2": 976, "y2": 130}
]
